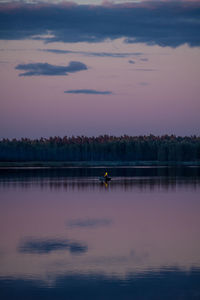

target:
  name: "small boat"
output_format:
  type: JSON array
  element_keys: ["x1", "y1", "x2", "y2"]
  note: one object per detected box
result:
[{"x1": 99, "y1": 176, "x2": 111, "y2": 183}]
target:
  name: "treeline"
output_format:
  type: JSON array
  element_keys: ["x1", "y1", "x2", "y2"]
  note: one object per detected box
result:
[{"x1": 0, "y1": 135, "x2": 200, "y2": 162}]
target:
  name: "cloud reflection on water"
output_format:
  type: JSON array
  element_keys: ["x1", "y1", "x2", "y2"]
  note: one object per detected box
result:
[
  {"x1": 0, "y1": 167, "x2": 200, "y2": 299},
  {"x1": 19, "y1": 238, "x2": 88, "y2": 255},
  {"x1": 68, "y1": 218, "x2": 112, "y2": 229}
]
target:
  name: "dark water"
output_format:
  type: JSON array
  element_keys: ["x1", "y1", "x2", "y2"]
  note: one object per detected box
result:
[{"x1": 0, "y1": 167, "x2": 200, "y2": 299}]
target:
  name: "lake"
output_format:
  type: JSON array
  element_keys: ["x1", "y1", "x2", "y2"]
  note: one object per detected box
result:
[{"x1": 0, "y1": 166, "x2": 200, "y2": 299}]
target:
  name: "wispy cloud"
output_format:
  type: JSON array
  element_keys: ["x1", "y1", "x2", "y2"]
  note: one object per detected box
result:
[
  {"x1": 64, "y1": 89, "x2": 112, "y2": 95},
  {"x1": 0, "y1": 2, "x2": 200, "y2": 47},
  {"x1": 15, "y1": 61, "x2": 88, "y2": 76},
  {"x1": 40, "y1": 49, "x2": 143, "y2": 58},
  {"x1": 19, "y1": 238, "x2": 88, "y2": 255},
  {"x1": 133, "y1": 68, "x2": 156, "y2": 72},
  {"x1": 68, "y1": 218, "x2": 112, "y2": 228}
]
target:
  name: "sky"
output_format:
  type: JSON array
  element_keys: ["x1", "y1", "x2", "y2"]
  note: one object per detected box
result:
[{"x1": 0, "y1": 0, "x2": 200, "y2": 138}]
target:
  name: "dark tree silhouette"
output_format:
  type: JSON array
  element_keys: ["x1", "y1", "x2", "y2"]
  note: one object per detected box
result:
[{"x1": 0, "y1": 135, "x2": 199, "y2": 162}]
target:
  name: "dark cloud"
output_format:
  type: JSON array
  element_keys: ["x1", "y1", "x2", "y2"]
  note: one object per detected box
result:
[
  {"x1": 68, "y1": 218, "x2": 112, "y2": 228},
  {"x1": 40, "y1": 49, "x2": 143, "y2": 58},
  {"x1": 128, "y1": 60, "x2": 135, "y2": 64},
  {"x1": 1, "y1": 268, "x2": 200, "y2": 300},
  {"x1": 19, "y1": 238, "x2": 88, "y2": 255},
  {"x1": 41, "y1": 49, "x2": 74, "y2": 54},
  {"x1": 68, "y1": 242, "x2": 88, "y2": 254},
  {"x1": 15, "y1": 61, "x2": 87, "y2": 76},
  {"x1": 0, "y1": 2, "x2": 200, "y2": 47},
  {"x1": 64, "y1": 90, "x2": 112, "y2": 95}
]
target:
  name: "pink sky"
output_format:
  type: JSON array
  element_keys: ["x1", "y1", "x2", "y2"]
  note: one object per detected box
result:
[
  {"x1": 0, "y1": 40, "x2": 199, "y2": 138},
  {"x1": 0, "y1": 1, "x2": 200, "y2": 138}
]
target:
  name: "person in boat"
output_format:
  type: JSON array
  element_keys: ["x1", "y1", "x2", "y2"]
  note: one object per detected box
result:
[
  {"x1": 99, "y1": 171, "x2": 111, "y2": 183},
  {"x1": 104, "y1": 171, "x2": 108, "y2": 179}
]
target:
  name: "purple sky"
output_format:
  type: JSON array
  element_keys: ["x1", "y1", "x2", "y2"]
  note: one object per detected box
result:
[{"x1": 0, "y1": 0, "x2": 200, "y2": 138}]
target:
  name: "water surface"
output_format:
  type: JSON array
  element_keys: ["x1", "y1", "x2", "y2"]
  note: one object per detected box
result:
[{"x1": 0, "y1": 167, "x2": 200, "y2": 299}]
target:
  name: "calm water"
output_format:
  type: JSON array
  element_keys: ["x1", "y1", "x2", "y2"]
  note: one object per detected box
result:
[{"x1": 0, "y1": 167, "x2": 200, "y2": 300}]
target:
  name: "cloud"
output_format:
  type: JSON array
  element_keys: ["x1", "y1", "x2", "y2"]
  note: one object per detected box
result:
[
  {"x1": 68, "y1": 218, "x2": 112, "y2": 228},
  {"x1": 140, "y1": 58, "x2": 148, "y2": 62},
  {"x1": 15, "y1": 61, "x2": 88, "y2": 76},
  {"x1": 40, "y1": 49, "x2": 143, "y2": 58},
  {"x1": 19, "y1": 238, "x2": 88, "y2": 255},
  {"x1": 0, "y1": 2, "x2": 200, "y2": 47},
  {"x1": 128, "y1": 60, "x2": 135, "y2": 64},
  {"x1": 64, "y1": 89, "x2": 112, "y2": 95}
]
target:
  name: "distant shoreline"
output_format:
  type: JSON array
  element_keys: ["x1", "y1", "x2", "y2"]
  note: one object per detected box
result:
[{"x1": 0, "y1": 161, "x2": 200, "y2": 168}]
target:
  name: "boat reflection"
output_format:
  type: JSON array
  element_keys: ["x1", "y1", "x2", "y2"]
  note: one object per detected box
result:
[{"x1": 0, "y1": 177, "x2": 200, "y2": 191}]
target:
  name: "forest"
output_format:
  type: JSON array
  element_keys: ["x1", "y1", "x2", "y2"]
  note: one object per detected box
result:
[{"x1": 0, "y1": 135, "x2": 199, "y2": 162}]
